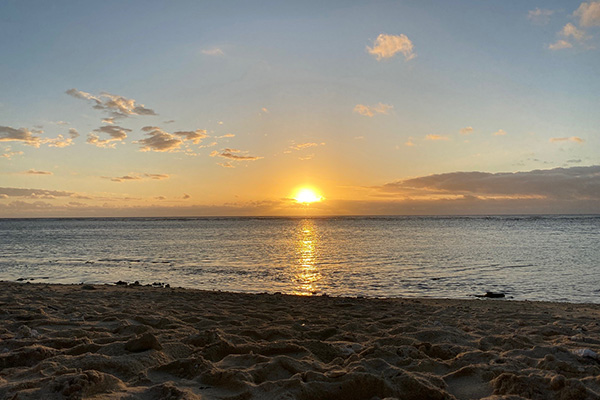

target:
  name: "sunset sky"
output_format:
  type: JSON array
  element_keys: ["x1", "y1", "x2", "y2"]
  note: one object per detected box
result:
[{"x1": 1, "y1": 1, "x2": 599, "y2": 217}]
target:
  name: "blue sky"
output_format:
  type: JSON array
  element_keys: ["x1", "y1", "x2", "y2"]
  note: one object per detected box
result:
[{"x1": 1, "y1": 1, "x2": 599, "y2": 216}]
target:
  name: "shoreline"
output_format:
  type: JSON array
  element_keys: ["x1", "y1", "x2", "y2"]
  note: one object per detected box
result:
[{"x1": 2, "y1": 282, "x2": 600, "y2": 399}]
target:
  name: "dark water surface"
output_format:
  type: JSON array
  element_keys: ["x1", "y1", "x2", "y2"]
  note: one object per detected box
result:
[{"x1": 1, "y1": 216, "x2": 598, "y2": 302}]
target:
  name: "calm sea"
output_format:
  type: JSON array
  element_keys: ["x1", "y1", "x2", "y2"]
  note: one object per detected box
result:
[{"x1": 1, "y1": 216, "x2": 598, "y2": 303}]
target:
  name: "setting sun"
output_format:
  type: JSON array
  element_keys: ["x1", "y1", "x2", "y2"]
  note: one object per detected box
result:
[{"x1": 293, "y1": 188, "x2": 324, "y2": 204}]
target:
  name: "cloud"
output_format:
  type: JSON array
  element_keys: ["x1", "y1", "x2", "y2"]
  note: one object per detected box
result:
[
  {"x1": 136, "y1": 126, "x2": 208, "y2": 152},
  {"x1": 493, "y1": 129, "x2": 507, "y2": 136},
  {"x1": 66, "y1": 89, "x2": 156, "y2": 118},
  {"x1": 460, "y1": 126, "x2": 474, "y2": 135},
  {"x1": 549, "y1": 136, "x2": 584, "y2": 143},
  {"x1": 103, "y1": 173, "x2": 169, "y2": 182},
  {"x1": 560, "y1": 22, "x2": 588, "y2": 41},
  {"x1": 367, "y1": 34, "x2": 415, "y2": 61},
  {"x1": 0, "y1": 126, "x2": 41, "y2": 147},
  {"x1": 0, "y1": 187, "x2": 73, "y2": 197},
  {"x1": 102, "y1": 117, "x2": 115, "y2": 124},
  {"x1": 404, "y1": 138, "x2": 415, "y2": 147},
  {"x1": 43, "y1": 134, "x2": 74, "y2": 148},
  {"x1": 210, "y1": 148, "x2": 263, "y2": 161},
  {"x1": 216, "y1": 133, "x2": 235, "y2": 138},
  {"x1": 528, "y1": 8, "x2": 554, "y2": 24},
  {"x1": 54, "y1": 121, "x2": 69, "y2": 126},
  {"x1": 217, "y1": 162, "x2": 235, "y2": 168},
  {"x1": 87, "y1": 125, "x2": 131, "y2": 148},
  {"x1": 202, "y1": 48, "x2": 224, "y2": 56},
  {"x1": 574, "y1": 1, "x2": 600, "y2": 27},
  {"x1": 425, "y1": 134, "x2": 449, "y2": 141},
  {"x1": 173, "y1": 129, "x2": 208, "y2": 144},
  {"x1": 22, "y1": 169, "x2": 53, "y2": 175},
  {"x1": 548, "y1": 39, "x2": 573, "y2": 50},
  {"x1": 183, "y1": 194, "x2": 191, "y2": 199},
  {"x1": 353, "y1": 103, "x2": 393, "y2": 117},
  {"x1": 378, "y1": 166, "x2": 600, "y2": 201},
  {"x1": 68, "y1": 128, "x2": 80, "y2": 139},
  {"x1": 1, "y1": 147, "x2": 24, "y2": 159},
  {"x1": 288, "y1": 142, "x2": 325, "y2": 151}
]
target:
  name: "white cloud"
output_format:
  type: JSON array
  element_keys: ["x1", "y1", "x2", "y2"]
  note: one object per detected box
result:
[
  {"x1": 353, "y1": 103, "x2": 393, "y2": 117},
  {"x1": 574, "y1": 1, "x2": 600, "y2": 27},
  {"x1": 528, "y1": 8, "x2": 554, "y2": 24},
  {"x1": 367, "y1": 34, "x2": 415, "y2": 61}
]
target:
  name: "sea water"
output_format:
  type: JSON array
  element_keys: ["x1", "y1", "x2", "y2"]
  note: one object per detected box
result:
[{"x1": 0, "y1": 216, "x2": 598, "y2": 303}]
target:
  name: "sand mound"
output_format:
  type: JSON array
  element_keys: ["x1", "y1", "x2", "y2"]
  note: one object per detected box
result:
[{"x1": 1, "y1": 282, "x2": 600, "y2": 399}]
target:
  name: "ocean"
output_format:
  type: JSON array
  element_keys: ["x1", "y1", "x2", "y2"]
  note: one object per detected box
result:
[{"x1": 1, "y1": 216, "x2": 598, "y2": 303}]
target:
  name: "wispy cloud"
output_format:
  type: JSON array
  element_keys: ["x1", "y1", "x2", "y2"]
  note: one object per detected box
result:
[
  {"x1": 102, "y1": 173, "x2": 169, "y2": 182},
  {"x1": 87, "y1": 125, "x2": 131, "y2": 148},
  {"x1": 460, "y1": 126, "x2": 474, "y2": 135},
  {"x1": 367, "y1": 34, "x2": 415, "y2": 61},
  {"x1": 22, "y1": 169, "x2": 53, "y2": 175},
  {"x1": 288, "y1": 142, "x2": 325, "y2": 151},
  {"x1": 0, "y1": 126, "x2": 41, "y2": 147},
  {"x1": 548, "y1": 39, "x2": 573, "y2": 50},
  {"x1": 202, "y1": 48, "x2": 225, "y2": 56},
  {"x1": 66, "y1": 89, "x2": 156, "y2": 119},
  {"x1": 1, "y1": 147, "x2": 23, "y2": 159},
  {"x1": 528, "y1": 8, "x2": 554, "y2": 24},
  {"x1": 493, "y1": 129, "x2": 507, "y2": 136},
  {"x1": 210, "y1": 148, "x2": 263, "y2": 161},
  {"x1": 353, "y1": 103, "x2": 393, "y2": 117},
  {"x1": 425, "y1": 134, "x2": 449, "y2": 141},
  {"x1": 0, "y1": 187, "x2": 73, "y2": 198},
  {"x1": 549, "y1": 136, "x2": 584, "y2": 143}
]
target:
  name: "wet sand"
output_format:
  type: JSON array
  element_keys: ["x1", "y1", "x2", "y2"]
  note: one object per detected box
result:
[{"x1": 1, "y1": 281, "x2": 600, "y2": 399}]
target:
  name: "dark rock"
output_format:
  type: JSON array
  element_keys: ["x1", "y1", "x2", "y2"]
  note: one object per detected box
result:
[
  {"x1": 115, "y1": 281, "x2": 128, "y2": 286},
  {"x1": 476, "y1": 292, "x2": 506, "y2": 299},
  {"x1": 81, "y1": 285, "x2": 96, "y2": 290}
]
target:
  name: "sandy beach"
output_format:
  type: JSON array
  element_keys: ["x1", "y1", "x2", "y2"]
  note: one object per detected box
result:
[{"x1": 1, "y1": 282, "x2": 600, "y2": 399}]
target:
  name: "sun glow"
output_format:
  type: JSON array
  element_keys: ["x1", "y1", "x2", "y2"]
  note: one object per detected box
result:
[{"x1": 293, "y1": 188, "x2": 324, "y2": 204}]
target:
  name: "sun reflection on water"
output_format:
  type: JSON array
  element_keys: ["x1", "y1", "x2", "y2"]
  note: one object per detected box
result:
[{"x1": 292, "y1": 219, "x2": 321, "y2": 295}]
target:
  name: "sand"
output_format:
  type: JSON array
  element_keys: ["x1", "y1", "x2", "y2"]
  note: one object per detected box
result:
[{"x1": 1, "y1": 282, "x2": 600, "y2": 399}]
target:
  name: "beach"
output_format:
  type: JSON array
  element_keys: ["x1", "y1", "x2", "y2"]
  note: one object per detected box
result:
[{"x1": 1, "y1": 282, "x2": 600, "y2": 400}]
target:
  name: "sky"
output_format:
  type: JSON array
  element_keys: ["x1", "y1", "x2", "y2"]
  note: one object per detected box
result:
[{"x1": 1, "y1": 0, "x2": 599, "y2": 217}]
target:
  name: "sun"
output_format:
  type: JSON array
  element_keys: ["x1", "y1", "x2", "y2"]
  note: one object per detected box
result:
[{"x1": 293, "y1": 188, "x2": 324, "y2": 204}]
